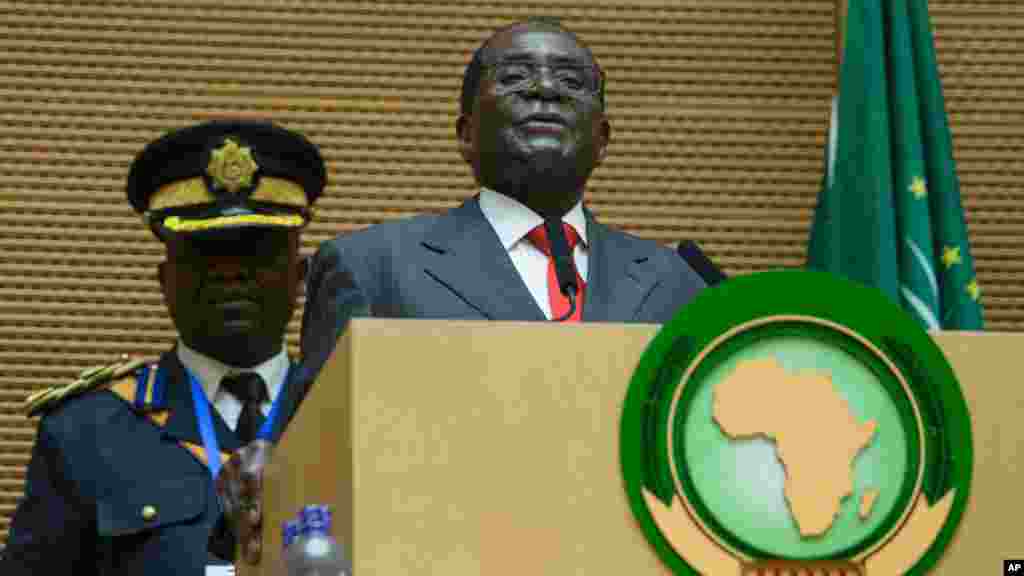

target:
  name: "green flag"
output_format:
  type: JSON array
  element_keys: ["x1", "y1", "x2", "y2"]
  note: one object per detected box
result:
[{"x1": 807, "y1": 0, "x2": 984, "y2": 330}]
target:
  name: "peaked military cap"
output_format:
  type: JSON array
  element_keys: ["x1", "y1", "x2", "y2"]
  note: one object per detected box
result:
[{"x1": 127, "y1": 120, "x2": 326, "y2": 238}]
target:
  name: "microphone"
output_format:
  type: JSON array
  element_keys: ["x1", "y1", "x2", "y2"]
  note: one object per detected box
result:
[
  {"x1": 677, "y1": 240, "x2": 727, "y2": 287},
  {"x1": 544, "y1": 219, "x2": 579, "y2": 321}
]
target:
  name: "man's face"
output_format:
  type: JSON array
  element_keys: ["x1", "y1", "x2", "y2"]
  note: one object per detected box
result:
[
  {"x1": 160, "y1": 229, "x2": 304, "y2": 366},
  {"x1": 459, "y1": 26, "x2": 610, "y2": 216}
]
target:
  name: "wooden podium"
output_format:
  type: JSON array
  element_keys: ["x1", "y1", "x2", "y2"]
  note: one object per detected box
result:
[{"x1": 242, "y1": 320, "x2": 1021, "y2": 575}]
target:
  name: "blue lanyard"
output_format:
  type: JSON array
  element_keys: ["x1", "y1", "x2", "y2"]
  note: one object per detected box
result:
[{"x1": 186, "y1": 365, "x2": 289, "y2": 479}]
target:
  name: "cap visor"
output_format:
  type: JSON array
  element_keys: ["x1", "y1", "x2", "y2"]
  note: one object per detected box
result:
[{"x1": 157, "y1": 212, "x2": 305, "y2": 238}]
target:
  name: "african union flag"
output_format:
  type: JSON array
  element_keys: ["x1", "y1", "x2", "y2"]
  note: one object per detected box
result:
[{"x1": 806, "y1": 0, "x2": 984, "y2": 330}]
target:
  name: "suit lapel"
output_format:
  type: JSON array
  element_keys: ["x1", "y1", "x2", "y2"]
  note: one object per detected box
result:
[
  {"x1": 421, "y1": 197, "x2": 545, "y2": 321},
  {"x1": 267, "y1": 361, "x2": 306, "y2": 442},
  {"x1": 583, "y1": 214, "x2": 663, "y2": 322}
]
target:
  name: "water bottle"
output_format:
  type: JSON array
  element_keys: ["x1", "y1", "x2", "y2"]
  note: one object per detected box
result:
[{"x1": 283, "y1": 505, "x2": 352, "y2": 576}]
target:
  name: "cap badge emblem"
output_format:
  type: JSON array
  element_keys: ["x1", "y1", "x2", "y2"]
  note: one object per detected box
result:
[{"x1": 207, "y1": 138, "x2": 259, "y2": 194}]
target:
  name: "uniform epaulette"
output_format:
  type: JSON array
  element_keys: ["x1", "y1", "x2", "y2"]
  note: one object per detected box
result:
[{"x1": 25, "y1": 356, "x2": 151, "y2": 417}]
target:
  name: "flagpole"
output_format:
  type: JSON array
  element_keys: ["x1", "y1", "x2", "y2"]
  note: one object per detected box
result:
[
  {"x1": 836, "y1": 0, "x2": 848, "y2": 71},
  {"x1": 826, "y1": 0, "x2": 848, "y2": 188}
]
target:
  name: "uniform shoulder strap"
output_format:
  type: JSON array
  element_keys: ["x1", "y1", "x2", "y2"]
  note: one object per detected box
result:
[{"x1": 25, "y1": 356, "x2": 151, "y2": 417}]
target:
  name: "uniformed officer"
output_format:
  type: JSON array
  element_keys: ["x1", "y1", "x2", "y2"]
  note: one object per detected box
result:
[{"x1": 1, "y1": 119, "x2": 326, "y2": 575}]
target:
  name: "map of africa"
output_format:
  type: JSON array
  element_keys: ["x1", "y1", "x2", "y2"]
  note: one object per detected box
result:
[{"x1": 712, "y1": 357, "x2": 879, "y2": 537}]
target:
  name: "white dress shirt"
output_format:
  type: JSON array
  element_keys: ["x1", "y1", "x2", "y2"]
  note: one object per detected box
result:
[
  {"x1": 478, "y1": 188, "x2": 589, "y2": 320},
  {"x1": 176, "y1": 340, "x2": 289, "y2": 432}
]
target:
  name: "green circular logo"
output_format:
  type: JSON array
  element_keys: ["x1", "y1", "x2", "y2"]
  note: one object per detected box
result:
[{"x1": 621, "y1": 270, "x2": 972, "y2": 575}]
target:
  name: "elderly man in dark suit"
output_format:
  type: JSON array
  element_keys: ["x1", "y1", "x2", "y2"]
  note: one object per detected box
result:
[{"x1": 300, "y1": 17, "x2": 710, "y2": 377}]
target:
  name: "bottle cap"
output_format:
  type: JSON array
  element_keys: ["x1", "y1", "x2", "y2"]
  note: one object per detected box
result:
[{"x1": 299, "y1": 504, "x2": 332, "y2": 533}]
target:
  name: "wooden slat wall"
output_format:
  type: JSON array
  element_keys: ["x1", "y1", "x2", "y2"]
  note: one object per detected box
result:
[{"x1": 0, "y1": 0, "x2": 1021, "y2": 539}]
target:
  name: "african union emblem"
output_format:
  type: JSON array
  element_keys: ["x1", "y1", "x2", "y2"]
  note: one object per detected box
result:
[{"x1": 621, "y1": 270, "x2": 972, "y2": 575}]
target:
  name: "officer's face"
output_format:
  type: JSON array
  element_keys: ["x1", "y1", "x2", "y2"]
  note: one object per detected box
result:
[
  {"x1": 457, "y1": 26, "x2": 610, "y2": 217},
  {"x1": 159, "y1": 229, "x2": 304, "y2": 366}
]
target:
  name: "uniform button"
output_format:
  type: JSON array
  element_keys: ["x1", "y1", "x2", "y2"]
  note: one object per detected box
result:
[{"x1": 141, "y1": 505, "x2": 157, "y2": 521}]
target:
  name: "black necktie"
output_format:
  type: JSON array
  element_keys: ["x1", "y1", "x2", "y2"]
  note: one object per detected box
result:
[{"x1": 221, "y1": 372, "x2": 269, "y2": 444}]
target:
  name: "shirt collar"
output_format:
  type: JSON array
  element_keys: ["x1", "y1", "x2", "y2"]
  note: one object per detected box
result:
[
  {"x1": 478, "y1": 187, "x2": 588, "y2": 250},
  {"x1": 176, "y1": 339, "x2": 289, "y2": 403}
]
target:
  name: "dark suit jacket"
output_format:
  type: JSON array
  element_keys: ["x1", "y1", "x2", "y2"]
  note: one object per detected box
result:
[
  {"x1": 300, "y1": 196, "x2": 708, "y2": 377},
  {"x1": 1, "y1": 351, "x2": 309, "y2": 576}
]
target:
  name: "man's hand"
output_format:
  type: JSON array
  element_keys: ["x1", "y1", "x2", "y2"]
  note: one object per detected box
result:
[{"x1": 215, "y1": 440, "x2": 273, "y2": 565}]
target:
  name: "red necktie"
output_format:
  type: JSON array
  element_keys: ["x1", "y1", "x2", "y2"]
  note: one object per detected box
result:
[{"x1": 526, "y1": 223, "x2": 585, "y2": 322}]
